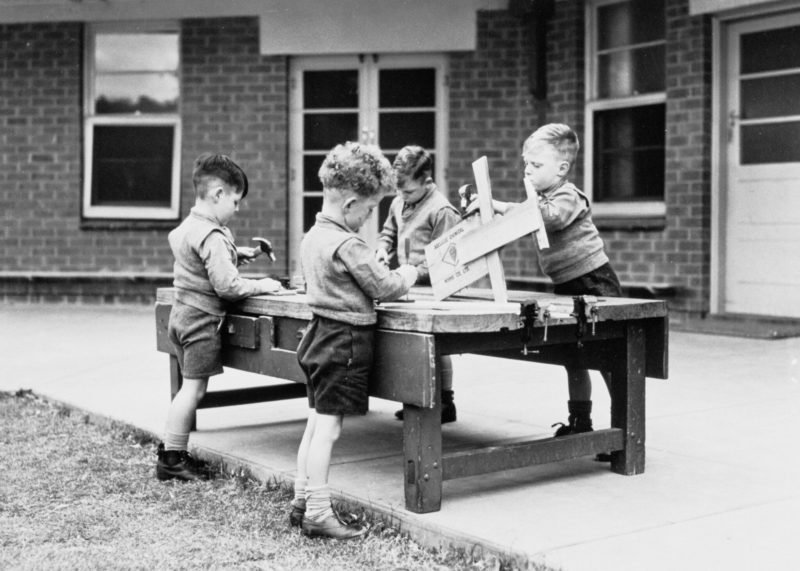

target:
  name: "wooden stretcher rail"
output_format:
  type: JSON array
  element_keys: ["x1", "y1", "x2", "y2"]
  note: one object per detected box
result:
[{"x1": 155, "y1": 286, "x2": 668, "y2": 513}]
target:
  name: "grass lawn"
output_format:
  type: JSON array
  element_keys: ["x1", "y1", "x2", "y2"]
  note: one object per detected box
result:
[{"x1": 0, "y1": 390, "x2": 536, "y2": 570}]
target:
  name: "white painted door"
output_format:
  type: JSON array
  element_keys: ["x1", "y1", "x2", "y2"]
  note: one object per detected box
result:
[
  {"x1": 723, "y1": 13, "x2": 800, "y2": 317},
  {"x1": 288, "y1": 54, "x2": 448, "y2": 276}
]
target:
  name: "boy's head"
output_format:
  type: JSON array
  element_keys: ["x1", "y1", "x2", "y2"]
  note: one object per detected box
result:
[
  {"x1": 192, "y1": 153, "x2": 249, "y2": 225},
  {"x1": 522, "y1": 124, "x2": 579, "y2": 191},
  {"x1": 318, "y1": 142, "x2": 395, "y2": 232},
  {"x1": 392, "y1": 145, "x2": 434, "y2": 205}
]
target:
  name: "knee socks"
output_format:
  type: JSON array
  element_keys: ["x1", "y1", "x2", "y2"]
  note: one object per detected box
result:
[
  {"x1": 305, "y1": 484, "x2": 334, "y2": 522},
  {"x1": 163, "y1": 431, "x2": 189, "y2": 452},
  {"x1": 292, "y1": 477, "x2": 307, "y2": 508}
]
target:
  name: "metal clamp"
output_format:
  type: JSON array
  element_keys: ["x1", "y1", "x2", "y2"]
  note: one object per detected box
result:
[
  {"x1": 571, "y1": 295, "x2": 598, "y2": 348},
  {"x1": 518, "y1": 299, "x2": 540, "y2": 355}
]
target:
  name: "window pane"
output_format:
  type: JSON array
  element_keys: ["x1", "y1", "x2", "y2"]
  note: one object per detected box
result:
[
  {"x1": 379, "y1": 112, "x2": 435, "y2": 149},
  {"x1": 303, "y1": 155, "x2": 325, "y2": 191},
  {"x1": 91, "y1": 125, "x2": 174, "y2": 207},
  {"x1": 304, "y1": 70, "x2": 358, "y2": 109},
  {"x1": 379, "y1": 69, "x2": 436, "y2": 107},
  {"x1": 741, "y1": 122, "x2": 800, "y2": 164},
  {"x1": 95, "y1": 33, "x2": 178, "y2": 71},
  {"x1": 741, "y1": 25, "x2": 800, "y2": 75},
  {"x1": 95, "y1": 73, "x2": 179, "y2": 114},
  {"x1": 593, "y1": 104, "x2": 665, "y2": 201},
  {"x1": 303, "y1": 196, "x2": 323, "y2": 232},
  {"x1": 741, "y1": 74, "x2": 800, "y2": 119},
  {"x1": 303, "y1": 113, "x2": 358, "y2": 150},
  {"x1": 598, "y1": 0, "x2": 664, "y2": 50},
  {"x1": 598, "y1": 45, "x2": 665, "y2": 97}
]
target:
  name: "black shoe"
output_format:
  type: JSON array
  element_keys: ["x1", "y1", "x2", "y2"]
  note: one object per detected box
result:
[
  {"x1": 395, "y1": 390, "x2": 456, "y2": 424},
  {"x1": 156, "y1": 443, "x2": 210, "y2": 481},
  {"x1": 301, "y1": 513, "x2": 366, "y2": 540},
  {"x1": 289, "y1": 499, "x2": 305, "y2": 527}
]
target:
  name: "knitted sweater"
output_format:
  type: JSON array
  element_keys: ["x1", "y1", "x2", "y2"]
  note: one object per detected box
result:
[
  {"x1": 168, "y1": 208, "x2": 262, "y2": 316},
  {"x1": 301, "y1": 214, "x2": 416, "y2": 326},
  {"x1": 535, "y1": 181, "x2": 609, "y2": 284},
  {"x1": 377, "y1": 187, "x2": 460, "y2": 285}
]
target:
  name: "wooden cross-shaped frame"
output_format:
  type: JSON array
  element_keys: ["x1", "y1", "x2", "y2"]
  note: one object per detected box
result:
[{"x1": 425, "y1": 156, "x2": 549, "y2": 302}]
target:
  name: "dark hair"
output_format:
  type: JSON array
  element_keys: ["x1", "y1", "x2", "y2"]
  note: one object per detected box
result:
[
  {"x1": 392, "y1": 145, "x2": 433, "y2": 182},
  {"x1": 192, "y1": 153, "x2": 249, "y2": 198}
]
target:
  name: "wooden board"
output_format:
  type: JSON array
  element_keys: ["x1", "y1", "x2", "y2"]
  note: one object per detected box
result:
[{"x1": 523, "y1": 178, "x2": 549, "y2": 249}]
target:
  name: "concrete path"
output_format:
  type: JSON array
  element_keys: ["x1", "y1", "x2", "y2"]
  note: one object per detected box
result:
[{"x1": 2, "y1": 302, "x2": 798, "y2": 570}]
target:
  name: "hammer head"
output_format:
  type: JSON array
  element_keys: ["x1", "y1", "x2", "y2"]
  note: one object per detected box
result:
[
  {"x1": 252, "y1": 237, "x2": 276, "y2": 262},
  {"x1": 458, "y1": 184, "x2": 477, "y2": 218}
]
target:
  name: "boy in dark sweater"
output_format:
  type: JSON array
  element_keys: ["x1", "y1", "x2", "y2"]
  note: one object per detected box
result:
[
  {"x1": 291, "y1": 142, "x2": 418, "y2": 539},
  {"x1": 158, "y1": 153, "x2": 283, "y2": 481}
]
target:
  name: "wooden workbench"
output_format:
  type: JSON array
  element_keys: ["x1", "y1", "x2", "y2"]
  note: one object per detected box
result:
[{"x1": 155, "y1": 287, "x2": 668, "y2": 513}]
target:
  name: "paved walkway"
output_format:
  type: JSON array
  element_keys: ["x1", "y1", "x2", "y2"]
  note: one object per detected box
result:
[{"x1": 2, "y1": 302, "x2": 799, "y2": 570}]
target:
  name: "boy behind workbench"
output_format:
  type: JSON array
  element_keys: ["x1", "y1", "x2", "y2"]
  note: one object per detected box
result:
[
  {"x1": 470, "y1": 123, "x2": 622, "y2": 457},
  {"x1": 157, "y1": 153, "x2": 283, "y2": 482},
  {"x1": 291, "y1": 142, "x2": 418, "y2": 539},
  {"x1": 376, "y1": 145, "x2": 461, "y2": 423}
]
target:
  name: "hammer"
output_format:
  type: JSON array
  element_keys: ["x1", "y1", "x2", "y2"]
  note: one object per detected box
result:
[
  {"x1": 252, "y1": 237, "x2": 276, "y2": 262},
  {"x1": 458, "y1": 184, "x2": 478, "y2": 219}
]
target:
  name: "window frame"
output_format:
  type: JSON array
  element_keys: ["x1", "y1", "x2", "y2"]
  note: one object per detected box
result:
[
  {"x1": 82, "y1": 21, "x2": 182, "y2": 221},
  {"x1": 584, "y1": 0, "x2": 667, "y2": 219}
]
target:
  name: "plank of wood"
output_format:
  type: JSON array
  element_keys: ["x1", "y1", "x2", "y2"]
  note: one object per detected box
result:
[
  {"x1": 523, "y1": 177, "x2": 549, "y2": 249},
  {"x1": 472, "y1": 156, "x2": 508, "y2": 303},
  {"x1": 425, "y1": 215, "x2": 491, "y2": 301},
  {"x1": 452, "y1": 199, "x2": 542, "y2": 266}
]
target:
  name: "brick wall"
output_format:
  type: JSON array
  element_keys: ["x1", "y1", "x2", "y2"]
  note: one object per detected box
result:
[
  {"x1": 0, "y1": 17, "x2": 289, "y2": 301},
  {"x1": 449, "y1": 1, "x2": 710, "y2": 315}
]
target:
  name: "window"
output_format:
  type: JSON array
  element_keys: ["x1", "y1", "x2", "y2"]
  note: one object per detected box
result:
[
  {"x1": 83, "y1": 23, "x2": 181, "y2": 220},
  {"x1": 288, "y1": 55, "x2": 447, "y2": 274},
  {"x1": 586, "y1": 0, "x2": 666, "y2": 218}
]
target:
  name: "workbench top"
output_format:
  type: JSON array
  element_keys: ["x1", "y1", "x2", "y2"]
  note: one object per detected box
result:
[{"x1": 156, "y1": 287, "x2": 667, "y2": 335}]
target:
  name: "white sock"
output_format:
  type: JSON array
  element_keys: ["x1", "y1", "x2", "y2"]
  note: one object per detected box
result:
[
  {"x1": 292, "y1": 478, "x2": 308, "y2": 507},
  {"x1": 163, "y1": 431, "x2": 189, "y2": 451},
  {"x1": 305, "y1": 485, "x2": 334, "y2": 522}
]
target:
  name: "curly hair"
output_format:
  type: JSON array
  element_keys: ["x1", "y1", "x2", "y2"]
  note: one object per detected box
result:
[
  {"x1": 192, "y1": 153, "x2": 249, "y2": 198},
  {"x1": 318, "y1": 142, "x2": 395, "y2": 198},
  {"x1": 392, "y1": 145, "x2": 433, "y2": 182}
]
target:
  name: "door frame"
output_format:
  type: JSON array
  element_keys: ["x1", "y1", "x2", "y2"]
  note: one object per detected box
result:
[
  {"x1": 287, "y1": 54, "x2": 449, "y2": 276},
  {"x1": 710, "y1": 5, "x2": 800, "y2": 315}
]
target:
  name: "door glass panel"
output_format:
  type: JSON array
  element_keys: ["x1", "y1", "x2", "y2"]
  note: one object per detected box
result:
[
  {"x1": 379, "y1": 69, "x2": 435, "y2": 107},
  {"x1": 741, "y1": 25, "x2": 800, "y2": 74},
  {"x1": 379, "y1": 112, "x2": 435, "y2": 149},
  {"x1": 741, "y1": 75, "x2": 800, "y2": 119},
  {"x1": 741, "y1": 122, "x2": 800, "y2": 164},
  {"x1": 303, "y1": 196, "x2": 323, "y2": 231},
  {"x1": 593, "y1": 104, "x2": 665, "y2": 201},
  {"x1": 598, "y1": 0, "x2": 664, "y2": 50},
  {"x1": 598, "y1": 45, "x2": 665, "y2": 97},
  {"x1": 303, "y1": 113, "x2": 358, "y2": 150},
  {"x1": 304, "y1": 70, "x2": 358, "y2": 108},
  {"x1": 303, "y1": 155, "x2": 326, "y2": 191}
]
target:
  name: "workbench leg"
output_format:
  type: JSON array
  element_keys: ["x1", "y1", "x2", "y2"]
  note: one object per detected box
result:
[
  {"x1": 168, "y1": 355, "x2": 196, "y2": 432},
  {"x1": 609, "y1": 321, "x2": 646, "y2": 475},
  {"x1": 402, "y1": 403, "x2": 442, "y2": 513}
]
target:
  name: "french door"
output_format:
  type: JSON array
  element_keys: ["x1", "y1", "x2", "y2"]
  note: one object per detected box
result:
[
  {"x1": 288, "y1": 54, "x2": 448, "y2": 275},
  {"x1": 720, "y1": 12, "x2": 800, "y2": 317}
]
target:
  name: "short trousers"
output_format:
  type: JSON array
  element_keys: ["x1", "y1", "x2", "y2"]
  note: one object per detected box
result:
[
  {"x1": 553, "y1": 263, "x2": 622, "y2": 298},
  {"x1": 168, "y1": 300, "x2": 225, "y2": 379},
  {"x1": 296, "y1": 315, "x2": 375, "y2": 416}
]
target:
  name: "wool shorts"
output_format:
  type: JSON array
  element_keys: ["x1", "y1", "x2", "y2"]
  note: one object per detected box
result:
[
  {"x1": 553, "y1": 263, "x2": 622, "y2": 298},
  {"x1": 296, "y1": 315, "x2": 375, "y2": 416},
  {"x1": 168, "y1": 300, "x2": 225, "y2": 379}
]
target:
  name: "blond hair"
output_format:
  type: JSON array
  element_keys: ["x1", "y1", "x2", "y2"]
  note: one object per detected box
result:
[{"x1": 523, "y1": 123, "x2": 580, "y2": 169}]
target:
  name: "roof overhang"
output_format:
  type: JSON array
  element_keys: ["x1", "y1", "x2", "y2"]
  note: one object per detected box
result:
[
  {"x1": 689, "y1": 0, "x2": 793, "y2": 15},
  {"x1": 0, "y1": 0, "x2": 509, "y2": 55}
]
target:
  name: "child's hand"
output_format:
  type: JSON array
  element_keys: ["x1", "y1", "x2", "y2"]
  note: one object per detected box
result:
[
  {"x1": 375, "y1": 248, "x2": 390, "y2": 267},
  {"x1": 256, "y1": 277, "x2": 283, "y2": 294},
  {"x1": 237, "y1": 246, "x2": 262, "y2": 265}
]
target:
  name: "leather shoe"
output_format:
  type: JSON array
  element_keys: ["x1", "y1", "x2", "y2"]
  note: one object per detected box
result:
[
  {"x1": 156, "y1": 444, "x2": 210, "y2": 481},
  {"x1": 289, "y1": 499, "x2": 305, "y2": 527},
  {"x1": 301, "y1": 513, "x2": 366, "y2": 540}
]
